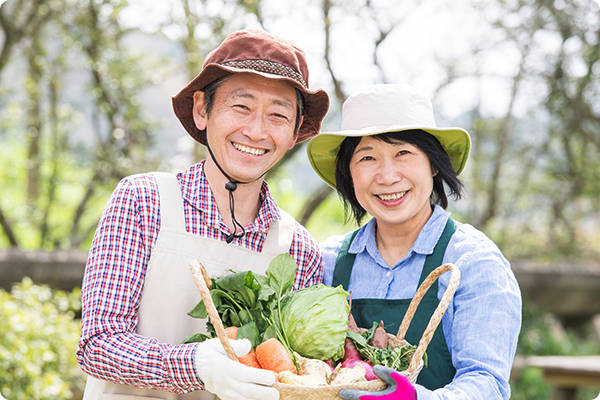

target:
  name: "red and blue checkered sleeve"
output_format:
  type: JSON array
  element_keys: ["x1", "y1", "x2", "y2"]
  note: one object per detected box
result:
[
  {"x1": 289, "y1": 221, "x2": 324, "y2": 290},
  {"x1": 77, "y1": 175, "x2": 203, "y2": 393}
]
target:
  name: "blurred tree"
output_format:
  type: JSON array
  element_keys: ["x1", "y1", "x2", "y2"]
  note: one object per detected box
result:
[
  {"x1": 461, "y1": 0, "x2": 600, "y2": 259},
  {"x1": 0, "y1": 0, "x2": 163, "y2": 250},
  {"x1": 1, "y1": 0, "x2": 600, "y2": 261}
]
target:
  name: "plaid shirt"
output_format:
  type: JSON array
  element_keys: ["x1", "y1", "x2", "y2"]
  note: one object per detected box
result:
[{"x1": 77, "y1": 160, "x2": 323, "y2": 393}]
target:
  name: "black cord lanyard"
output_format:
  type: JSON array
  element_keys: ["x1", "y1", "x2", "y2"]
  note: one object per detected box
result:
[{"x1": 205, "y1": 140, "x2": 267, "y2": 244}]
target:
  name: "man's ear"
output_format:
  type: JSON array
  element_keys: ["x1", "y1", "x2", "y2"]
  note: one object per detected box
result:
[
  {"x1": 192, "y1": 91, "x2": 207, "y2": 131},
  {"x1": 290, "y1": 115, "x2": 303, "y2": 149}
]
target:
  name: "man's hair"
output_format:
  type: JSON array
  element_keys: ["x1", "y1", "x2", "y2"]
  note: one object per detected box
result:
[
  {"x1": 200, "y1": 75, "x2": 305, "y2": 138},
  {"x1": 335, "y1": 129, "x2": 465, "y2": 225}
]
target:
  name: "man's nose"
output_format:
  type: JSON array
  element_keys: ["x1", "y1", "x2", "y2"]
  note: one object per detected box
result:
[{"x1": 241, "y1": 113, "x2": 268, "y2": 141}]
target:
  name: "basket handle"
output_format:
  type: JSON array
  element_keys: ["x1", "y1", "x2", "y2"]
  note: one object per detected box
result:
[
  {"x1": 189, "y1": 259, "x2": 238, "y2": 362},
  {"x1": 396, "y1": 263, "x2": 460, "y2": 374}
]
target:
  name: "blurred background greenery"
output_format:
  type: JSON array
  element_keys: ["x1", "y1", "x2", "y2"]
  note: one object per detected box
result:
[{"x1": 1, "y1": 0, "x2": 600, "y2": 398}]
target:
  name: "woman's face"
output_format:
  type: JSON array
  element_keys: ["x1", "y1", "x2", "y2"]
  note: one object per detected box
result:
[{"x1": 349, "y1": 136, "x2": 435, "y2": 229}]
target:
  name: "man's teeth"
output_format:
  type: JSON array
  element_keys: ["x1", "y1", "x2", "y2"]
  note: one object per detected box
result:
[
  {"x1": 378, "y1": 191, "x2": 407, "y2": 201},
  {"x1": 233, "y1": 143, "x2": 266, "y2": 156}
]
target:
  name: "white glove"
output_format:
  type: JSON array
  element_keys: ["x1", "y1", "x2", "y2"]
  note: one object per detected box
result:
[{"x1": 194, "y1": 338, "x2": 279, "y2": 400}]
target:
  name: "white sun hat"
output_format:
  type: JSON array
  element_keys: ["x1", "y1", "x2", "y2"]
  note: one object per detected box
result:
[{"x1": 307, "y1": 84, "x2": 471, "y2": 189}]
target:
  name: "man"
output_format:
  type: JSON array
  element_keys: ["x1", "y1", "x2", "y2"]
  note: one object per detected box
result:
[{"x1": 77, "y1": 29, "x2": 330, "y2": 400}]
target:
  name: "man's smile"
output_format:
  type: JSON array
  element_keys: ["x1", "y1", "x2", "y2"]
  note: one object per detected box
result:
[{"x1": 232, "y1": 142, "x2": 267, "y2": 156}]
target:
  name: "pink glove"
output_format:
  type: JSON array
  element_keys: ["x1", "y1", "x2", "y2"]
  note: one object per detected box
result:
[{"x1": 338, "y1": 365, "x2": 416, "y2": 400}]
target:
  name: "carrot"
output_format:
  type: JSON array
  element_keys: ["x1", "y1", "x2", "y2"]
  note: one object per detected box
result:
[
  {"x1": 238, "y1": 349, "x2": 262, "y2": 369},
  {"x1": 255, "y1": 338, "x2": 296, "y2": 374},
  {"x1": 224, "y1": 326, "x2": 238, "y2": 340}
]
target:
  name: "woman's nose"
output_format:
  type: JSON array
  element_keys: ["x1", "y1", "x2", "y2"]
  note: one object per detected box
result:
[{"x1": 375, "y1": 161, "x2": 402, "y2": 184}]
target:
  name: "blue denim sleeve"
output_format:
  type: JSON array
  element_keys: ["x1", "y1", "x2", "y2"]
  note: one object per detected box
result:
[
  {"x1": 418, "y1": 224, "x2": 522, "y2": 400},
  {"x1": 319, "y1": 234, "x2": 346, "y2": 287}
]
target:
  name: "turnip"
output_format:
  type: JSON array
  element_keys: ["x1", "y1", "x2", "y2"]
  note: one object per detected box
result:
[{"x1": 344, "y1": 359, "x2": 377, "y2": 381}]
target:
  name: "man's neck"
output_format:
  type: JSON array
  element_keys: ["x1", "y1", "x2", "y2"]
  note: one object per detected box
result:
[{"x1": 202, "y1": 160, "x2": 263, "y2": 230}]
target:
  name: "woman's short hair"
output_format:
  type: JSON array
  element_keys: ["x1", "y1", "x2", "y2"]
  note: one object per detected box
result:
[{"x1": 335, "y1": 129, "x2": 465, "y2": 225}]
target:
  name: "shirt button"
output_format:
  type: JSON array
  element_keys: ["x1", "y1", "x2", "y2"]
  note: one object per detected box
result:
[{"x1": 386, "y1": 271, "x2": 391, "y2": 277}]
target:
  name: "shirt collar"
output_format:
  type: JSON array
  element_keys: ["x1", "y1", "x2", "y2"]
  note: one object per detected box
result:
[
  {"x1": 178, "y1": 160, "x2": 282, "y2": 233},
  {"x1": 349, "y1": 204, "x2": 450, "y2": 257}
]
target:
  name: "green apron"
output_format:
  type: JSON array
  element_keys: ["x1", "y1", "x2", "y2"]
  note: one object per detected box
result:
[{"x1": 332, "y1": 218, "x2": 458, "y2": 390}]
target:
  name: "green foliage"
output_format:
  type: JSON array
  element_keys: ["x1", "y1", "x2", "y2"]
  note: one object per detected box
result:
[
  {"x1": 0, "y1": 278, "x2": 85, "y2": 400},
  {"x1": 510, "y1": 300, "x2": 600, "y2": 399}
]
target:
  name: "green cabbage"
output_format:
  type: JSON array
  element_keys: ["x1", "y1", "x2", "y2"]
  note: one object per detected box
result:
[{"x1": 277, "y1": 284, "x2": 349, "y2": 360}]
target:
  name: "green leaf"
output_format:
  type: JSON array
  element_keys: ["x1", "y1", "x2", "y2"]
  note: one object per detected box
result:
[
  {"x1": 257, "y1": 285, "x2": 275, "y2": 304},
  {"x1": 188, "y1": 301, "x2": 208, "y2": 319},
  {"x1": 182, "y1": 332, "x2": 211, "y2": 344},
  {"x1": 239, "y1": 309, "x2": 253, "y2": 325},
  {"x1": 238, "y1": 321, "x2": 261, "y2": 348},
  {"x1": 244, "y1": 271, "x2": 262, "y2": 291},
  {"x1": 239, "y1": 285, "x2": 256, "y2": 307},
  {"x1": 266, "y1": 253, "x2": 297, "y2": 298},
  {"x1": 262, "y1": 324, "x2": 278, "y2": 342},
  {"x1": 216, "y1": 271, "x2": 251, "y2": 292}
]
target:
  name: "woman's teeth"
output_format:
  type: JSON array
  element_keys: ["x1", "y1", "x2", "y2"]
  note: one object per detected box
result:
[
  {"x1": 233, "y1": 143, "x2": 266, "y2": 156},
  {"x1": 378, "y1": 191, "x2": 407, "y2": 201}
]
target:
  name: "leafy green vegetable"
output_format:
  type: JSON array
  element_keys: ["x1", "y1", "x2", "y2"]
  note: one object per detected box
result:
[
  {"x1": 184, "y1": 254, "x2": 350, "y2": 364},
  {"x1": 277, "y1": 284, "x2": 350, "y2": 361},
  {"x1": 346, "y1": 322, "x2": 424, "y2": 371},
  {"x1": 184, "y1": 253, "x2": 298, "y2": 350}
]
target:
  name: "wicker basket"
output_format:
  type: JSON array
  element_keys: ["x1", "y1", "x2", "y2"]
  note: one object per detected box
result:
[{"x1": 189, "y1": 260, "x2": 460, "y2": 400}]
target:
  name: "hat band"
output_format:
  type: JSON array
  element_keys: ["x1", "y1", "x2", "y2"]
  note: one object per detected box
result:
[{"x1": 221, "y1": 59, "x2": 307, "y2": 88}]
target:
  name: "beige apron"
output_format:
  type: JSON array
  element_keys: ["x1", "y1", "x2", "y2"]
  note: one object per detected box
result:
[{"x1": 83, "y1": 172, "x2": 295, "y2": 400}]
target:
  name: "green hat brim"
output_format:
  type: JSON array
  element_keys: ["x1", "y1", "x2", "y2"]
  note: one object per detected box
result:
[{"x1": 307, "y1": 126, "x2": 471, "y2": 189}]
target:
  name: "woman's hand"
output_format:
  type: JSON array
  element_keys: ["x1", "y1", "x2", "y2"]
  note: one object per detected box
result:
[{"x1": 338, "y1": 365, "x2": 416, "y2": 400}]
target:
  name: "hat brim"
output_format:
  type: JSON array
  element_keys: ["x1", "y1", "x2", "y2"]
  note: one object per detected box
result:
[
  {"x1": 307, "y1": 125, "x2": 471, "y2": 189},
  {"x1": 172, "y1": 64, "x2": 329, "y2": 146}
]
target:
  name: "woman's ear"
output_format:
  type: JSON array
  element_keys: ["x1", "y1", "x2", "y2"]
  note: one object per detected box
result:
[{"x1": 192, "y1": 91, "x2": 207, "y2": 130}]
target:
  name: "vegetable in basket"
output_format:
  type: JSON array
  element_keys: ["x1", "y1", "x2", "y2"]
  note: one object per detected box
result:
[
  {"x1": 184, "y1": 253, "x2": 350, "y2": 365},
  {"x1": 275, "y1": 283, "x2": 350, "y2": 361}
]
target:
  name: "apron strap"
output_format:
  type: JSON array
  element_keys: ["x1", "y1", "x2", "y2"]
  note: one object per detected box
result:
[
  {"x1": 151, "y1": 172, "x2": 186, "y2": 233},
  {"x1": 332, "y1": 217, "x2": 460, "y2": 291},
  {"x1": 331, "y1": 229, "x2": 359, "y2": 289},
  {"x1": 417, "y1": 217, "x2": 461, "y2": 287}
]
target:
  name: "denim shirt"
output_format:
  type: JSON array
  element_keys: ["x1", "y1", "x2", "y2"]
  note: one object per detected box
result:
[{"x1": 320, "y1": 205, "x2": 522, "y2": 400}]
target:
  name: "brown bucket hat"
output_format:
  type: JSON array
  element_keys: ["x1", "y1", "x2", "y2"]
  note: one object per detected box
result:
[{"x1": 172, "y1": 29, "x2": 330, "y2": 145}]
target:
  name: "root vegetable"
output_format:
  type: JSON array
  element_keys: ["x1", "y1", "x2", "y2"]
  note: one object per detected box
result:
[
  {"x1": 370, "y1": 321, "x2": 388, "y2": 349},
  {"x1": 238, "y1": 349, "x2": 262, "y2": 369},
  {"x1": 341, "y1": 338, "x2": 361, "y2": 368},
  {"x1": 224, "y1": 326, "x2": 238, "y2": 340},
  {"x1": 279, "y1": 370, "x2": 328, "y2": 386},
  {"x1": 295, "y1": 352, "x2": 333, "y2": 380},
  {"x1": 328, "y1": 363, "x2": 367, "y2": 385},
  {"x1": 255, "y1": 338, "x2": 296, "y2": 374},
  {"x1": 344, "y1": 359, "x2": 377, "y2": 381}
]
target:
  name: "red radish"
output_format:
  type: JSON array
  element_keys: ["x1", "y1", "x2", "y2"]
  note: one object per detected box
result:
[{"x1": 341, "y1": 337, "x2": 364, "y2": 369}]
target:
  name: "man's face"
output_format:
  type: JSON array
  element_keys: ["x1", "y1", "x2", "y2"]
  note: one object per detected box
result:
[{"x1": 193, "y1": 73, "x2": 301, "y2": 183}]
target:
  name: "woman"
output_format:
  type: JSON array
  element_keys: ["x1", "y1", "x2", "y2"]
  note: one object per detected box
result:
[{"x1": 307, "y1": 84, "x2": 521, "y2": 399}]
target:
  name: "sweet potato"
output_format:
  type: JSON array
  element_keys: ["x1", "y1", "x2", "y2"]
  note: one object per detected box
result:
[{"x1": 370, "y1": 321, "x2": 388, "y2": 349}]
